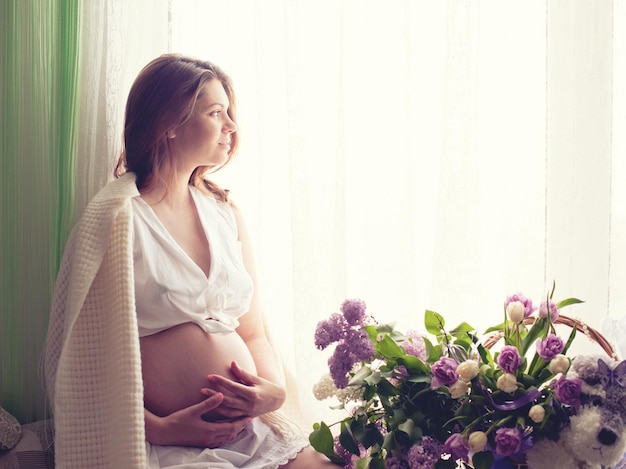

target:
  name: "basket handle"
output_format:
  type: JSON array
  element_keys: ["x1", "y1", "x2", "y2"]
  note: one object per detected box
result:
[{"x1": 482, "y1": 314, "x2": 617, "y2": 359}]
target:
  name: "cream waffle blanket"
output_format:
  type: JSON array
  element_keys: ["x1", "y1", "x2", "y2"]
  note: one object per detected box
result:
[{"x1": 44, "y1": 173, "x2": 147, "y2": 468}]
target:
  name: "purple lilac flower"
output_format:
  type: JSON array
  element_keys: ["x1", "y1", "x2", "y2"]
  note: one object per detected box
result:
[
  {"x1": 400, "y1": 330, "x2": 427, "y2": 360},
  {"x1": 494, "y1": 427, "x2": 522, "y2": 456},
  {"x1": 334, "y1": 436, "x2": 358, "y2": 468},
  {"x1": 394, "y1": 365, "x2": 409, "y2": 382},
  {"x1": 505, "y1": 293, "x2": 536, "y2": 318},
  {"x1": 385, "y1": 455, "x2": 409, "y2": 469},
  {"x1": 328, "y1": 341, "x2": 356, "y2": 388},
  {"x1": 431, "y1": 357, "x2": 459, "y2": 388},
  {"x1": 405, "y1": 436, "x2": 444, "y2": 469},
  {"x1": 344, "y1": 328, "x2": 375, "y2": 362},
  {"x1": 340, "y1": 299, "x2": 367, "y2": 326},
  {"x1": 444, "y1": 433, "x2": 470, "y2": 462},
  {"x1": 536, "y1": 334, "x2": 564, "y2": 360},
  {"x1": 552, "y1": 376, "x2": 582, "y2": 409},
  {"x1": 497, "y1": 345, "x2": 523, "y2": 374},
  {"x1": 314, "y1": 312, "x2": 347, "y2": 350},
  {"x1": 539, "y1": 299, "x2": 559, "y2": 322}
]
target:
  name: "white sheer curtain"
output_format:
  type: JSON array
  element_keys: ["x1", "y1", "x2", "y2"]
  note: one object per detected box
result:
[{"x1": 77, "y1": 0, "x2": 626, "y2": 425}]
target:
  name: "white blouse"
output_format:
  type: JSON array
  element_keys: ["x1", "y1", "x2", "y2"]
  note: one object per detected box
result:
[{"x1": 131, "y1": 185, "x2": 254, "y2": 337}]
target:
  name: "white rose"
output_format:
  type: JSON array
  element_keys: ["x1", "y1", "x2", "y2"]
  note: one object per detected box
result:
[
  {"x1": 449, "y1": 379, "x2": 470, "y2": 398},
  {"x1": 529, "y1": 404, "x2": 545, "y2": 423},
  {"x1": 468, "y1": 431, "x2": 488, "y2": 452},
  {"x1": 496, "y1": 373, "x2": 518, "y2": 393},
  {"x1": 457, "y1": 360, "x2": 480, "y2": 381},
  {"x1": 506, "y1": 301, "x2": 525, "y2": 323},
  {"x1": 548, "y1": 354, "x2": 570, "y2": 375}
]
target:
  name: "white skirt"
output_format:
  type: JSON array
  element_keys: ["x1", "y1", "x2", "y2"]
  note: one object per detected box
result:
[{"x1": 145, "y1": 417, "x2": 308, "y2": 468}]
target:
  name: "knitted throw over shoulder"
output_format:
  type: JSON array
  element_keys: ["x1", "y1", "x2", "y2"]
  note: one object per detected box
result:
[{"x1": 44, "y1": 173, "x2": 147, "y2": 468}]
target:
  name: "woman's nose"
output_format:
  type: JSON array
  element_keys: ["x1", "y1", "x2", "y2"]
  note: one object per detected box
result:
[{"x1": 224, "y1": 115, "x2": 237, "y2": 133}]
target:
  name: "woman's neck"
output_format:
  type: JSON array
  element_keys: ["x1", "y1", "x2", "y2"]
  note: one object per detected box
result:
[{"x1": 140, "y1": 173, "x2": 193, "y2": 210}]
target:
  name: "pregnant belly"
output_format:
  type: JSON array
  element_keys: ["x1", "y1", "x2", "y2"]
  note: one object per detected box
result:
[{"x1": 140, "y1": 322, "x2": 257, "y2": 418}]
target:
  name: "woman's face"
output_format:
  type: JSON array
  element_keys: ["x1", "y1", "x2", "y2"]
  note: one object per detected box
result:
[{"x1": 169, "y1": 79, "x2": 237, "y2": 172}]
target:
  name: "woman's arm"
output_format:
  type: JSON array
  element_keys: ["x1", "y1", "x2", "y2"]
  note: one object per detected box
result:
[{"x1": 202, "y1": 206, "x2": 287, "y2": 418}]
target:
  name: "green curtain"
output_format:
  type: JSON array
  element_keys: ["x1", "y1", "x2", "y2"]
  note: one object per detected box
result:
[{"x1": 0, "y1": 0, "x2": 81, "y2": 424}]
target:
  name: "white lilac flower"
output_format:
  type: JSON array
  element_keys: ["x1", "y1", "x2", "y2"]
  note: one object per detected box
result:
[
  {"x1": 312, "y1": 373, "x2": 337, "y2": 401},
  {"x1": 335, "y1": 383, "x2": 365, "y2": 404}
]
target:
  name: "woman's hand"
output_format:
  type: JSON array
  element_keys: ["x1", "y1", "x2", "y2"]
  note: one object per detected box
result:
[
  {"x1": 145, "y1": 391, "x2": 252, "y2": 448},
  {"x1": 201, "y1": 361, "x2": 286, "y2": 419}
]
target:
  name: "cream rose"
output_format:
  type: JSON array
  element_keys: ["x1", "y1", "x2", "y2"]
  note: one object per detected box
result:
[
  {"x1": 449, "y1": 379, "x2": 471, "y2": 398},
  {"x1": 506, "y1": 301, "x2": 525, "y2": 323},
  {"x1": 457, "y1": 360, "x2": 480, "y2": 381},
  {"x1": 529, "y1": 404, "x2": 545, "y2": 423},
  {"x1": 548, "y1": 354, "x2": 570, "y2": 375},
  {"x1": 496, "y1": 373, "x2": 518, "y2": 393},
  {"x1": 468, "y1": 431, "x2": 488, "y2": 452}
]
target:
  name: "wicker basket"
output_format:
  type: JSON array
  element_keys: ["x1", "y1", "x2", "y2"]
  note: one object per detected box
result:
[{"x1": 471, "y1": 314, "x2": 617, "y2": 469}]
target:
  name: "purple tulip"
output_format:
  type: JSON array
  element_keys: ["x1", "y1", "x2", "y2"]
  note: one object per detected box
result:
[
  {"x1": 444, "y1": 433, "x2": 470, "y2": 461},
  {"x1": 505, "y1": 293, "x2": 536, "y2": 318},
  {"x1": 498, "y1": 345, "x2": 522, "y2": 374},
  {"x1": 431, "y1": 357, "x2": 458, "y2": 388},
  {"x1": 536, "y1": 334, "x2": 564, "y2": 360},
  {"x1": 494, "y1": 427, "x2": 522, "y2": 456},
  {"x1": 552, "y1": 376, "x2": 582, "y2": 409},
  {"x1": 539, "y1": 299, "x2": 559, "y2": 321}
]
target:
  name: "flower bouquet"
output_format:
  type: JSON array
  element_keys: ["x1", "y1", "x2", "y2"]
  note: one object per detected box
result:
[{"x1": 309, "y1": 285, "x2": 615, "y2": 469}]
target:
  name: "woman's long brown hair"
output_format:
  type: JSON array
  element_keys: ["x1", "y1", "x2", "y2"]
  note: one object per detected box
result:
[{"x1": 114, "y1": 53, "x2": 239, "y2": 202}]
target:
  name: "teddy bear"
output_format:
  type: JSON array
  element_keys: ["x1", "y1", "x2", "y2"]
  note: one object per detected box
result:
[{"x1": 525, "y1": 355, "x2": 626, "y2": 469}]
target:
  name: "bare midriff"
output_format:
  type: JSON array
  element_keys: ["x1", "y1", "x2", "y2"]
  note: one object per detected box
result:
[{"x1": 140, "y1": 322, "x2": 257, "y2": 419}]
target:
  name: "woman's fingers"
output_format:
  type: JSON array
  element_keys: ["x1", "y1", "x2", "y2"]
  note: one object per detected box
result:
[
  {"x1": 229, "y1": 360, "x2": 257, "y2": 385},
  {"x1": 189, "y1": 392, "x2": 224, "y2": 418},
  {"x1": 206, "y1": 374, "x2": 252, "y2": 400}
]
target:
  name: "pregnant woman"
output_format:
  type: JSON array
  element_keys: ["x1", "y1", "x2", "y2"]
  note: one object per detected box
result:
[{"x1": 44, "y1": 54, "x2": 335, "y2": 468}]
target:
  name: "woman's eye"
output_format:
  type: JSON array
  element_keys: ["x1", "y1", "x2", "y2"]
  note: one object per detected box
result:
[{"x1": 210, "y1": 110, "x2": 221, "y2": 117}]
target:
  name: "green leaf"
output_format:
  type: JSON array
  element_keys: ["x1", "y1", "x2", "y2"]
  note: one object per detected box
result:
[
  {"x1": 397, "y1": 355, "x2": 430, "y2": 374},
  {"x1": 379, "y1": 335, "x2": 405, "y2": 358},
  {"x1": 349, "y1": 366, "x2": 373, "y2": 385},
  {"x1": 475, "y1": 342, "x2": 494, "y2": 367},
  {"x1": 521, "y1": 317, "x2": 548, "y2": 355},
  {"x1": 309, "y1": 422, "x2": 345, "y2": 464},
  {"x1": 339, "y1": 421, "x2": 361, "y2": 456},
  {"x1": 368, "y1": 458, "x2": 387, "y2": 469},
  {"x1": 472, "y1": 451, "x2": 495, "y2": 469},
  {"x1": 397, "y1": 418, "x2": 415, "y2": 437},
  {"x1": 556, "y1": 297, "x2": 584, "y2": 309},
  {"x1": 484, "y1": 321, "x2": 505, "y2": 334},
  {"x1": 450, "y1": 322, "x2": 476, "y2": 337},
  {"x1": 562, "y1": 323, "x2": 577, "y2": 355},
  {"x1": 452, "y1": 338, "x2": 473, "y2": 353},
  {"x1": 364, "y1": 371, "x2": 383, "y2": 386},
  {"x1": 425, "y1": 310, "x2": 446, "y2": 335},
  {"x1": 354, "y1": 423, "x2": 384, "y2": 449},
  {"x1": 376, "y1": 377, "x2": 399, "y2": 397}
]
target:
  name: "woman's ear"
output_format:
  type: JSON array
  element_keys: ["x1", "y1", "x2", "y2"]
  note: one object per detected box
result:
[{"x1": 166, "y1": 128, "x2": 176, "y2": 139}]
